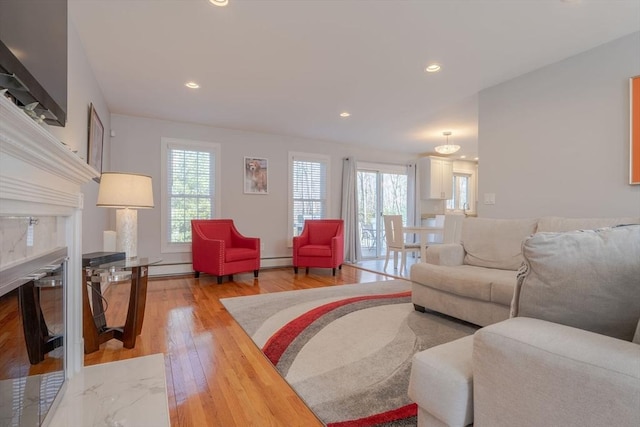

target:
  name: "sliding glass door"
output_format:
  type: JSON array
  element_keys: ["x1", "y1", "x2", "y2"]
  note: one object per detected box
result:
[{"x1": 357, "y1": 163, "x2": 408, "y2": 259}]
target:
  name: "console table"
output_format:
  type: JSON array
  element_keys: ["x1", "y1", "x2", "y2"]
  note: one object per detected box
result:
[{"x1": 82, "y1": 255, "x2": 161, "y2": 354}]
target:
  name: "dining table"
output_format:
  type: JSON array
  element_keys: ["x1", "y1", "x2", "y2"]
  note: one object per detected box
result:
[{"x1": 404, "y1": 226, "x2": 444, "y2": 262}]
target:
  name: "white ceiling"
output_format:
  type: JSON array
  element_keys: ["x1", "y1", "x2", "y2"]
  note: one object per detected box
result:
[{"x1": 69, "y1": 0, "x2": 640, "y2": 158}]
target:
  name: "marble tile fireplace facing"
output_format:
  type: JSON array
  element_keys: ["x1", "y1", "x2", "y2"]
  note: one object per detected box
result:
[{"x1": 0, "y1": 216, "x2": 62, "y2": 269}]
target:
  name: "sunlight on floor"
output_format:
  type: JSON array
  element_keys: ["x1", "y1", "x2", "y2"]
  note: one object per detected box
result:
[{"x1": 354, "y1": 255, "x2": 421, "y2": 279}]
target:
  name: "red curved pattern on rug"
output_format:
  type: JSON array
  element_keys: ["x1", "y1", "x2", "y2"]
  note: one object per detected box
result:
[
  {"x1": 261, "y1": 290, "x2": 415, "y2": 426},
  {"x1": 327, "y1": 403, "x2": 418, "y2": 427},
  {"x1": 262, "y1": 291, "x2": 411, "y2": 366}
]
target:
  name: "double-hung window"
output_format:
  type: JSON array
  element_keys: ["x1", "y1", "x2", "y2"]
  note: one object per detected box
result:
[
  {"x1": 161, "y1": 138, "x2": 221, "y2": 252},
  {"x1": 288, "y1": 152, "x2": 330, "y2": 241},
  {"x1": 446, "y1": 170, "x2": 476, "y2": 214}
]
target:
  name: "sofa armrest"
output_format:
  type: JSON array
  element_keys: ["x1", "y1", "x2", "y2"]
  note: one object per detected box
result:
[
  {"x1": 193, "y1": 236, "x2": 225, "y2": 254},
  {"x1": 331, "y1": 235, "x2": 344, "y2": 265},
  {"x1": 231, "y1": 233, "x2": 259, "y2": 250},
  {"x1": 293, "y1": 229, "x2": 310, "y2": 249},
  {"x1": 191, "y1": 233, "x2": 225, "y2": 272},
  {"x1": 425, "y1": 243, "x2": 465, "y2": 266},
  {"x1": 473, "y1": 317, "x2": 640, "y2": 427}
]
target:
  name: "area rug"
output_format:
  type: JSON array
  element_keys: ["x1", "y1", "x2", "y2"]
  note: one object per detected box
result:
[{"x1": 221, "y1": 280, "x2": 478, "y2": 426}]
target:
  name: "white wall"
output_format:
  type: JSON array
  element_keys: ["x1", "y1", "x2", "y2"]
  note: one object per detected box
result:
[
  {"x1": 478, "y1": 32, "x2": 640, "y2": 219},
  {"x1": 109, "y1": 114, "x2": 415, "y2": 266},
  {"x1": 45, "y1": 21, "x2": 111, "y2": 254}
]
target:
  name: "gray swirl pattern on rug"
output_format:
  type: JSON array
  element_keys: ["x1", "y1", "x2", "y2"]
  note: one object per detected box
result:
[{"x1": 221, "y1": 280, "x2": 478, "y2": 426}]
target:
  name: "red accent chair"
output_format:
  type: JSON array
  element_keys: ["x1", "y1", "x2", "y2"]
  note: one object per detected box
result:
[
  {"x1": 293, "y1": 219, "x2": 344, "y2": 276},
  {"x1": 191, "y1": 219, "x2": 260, "y2": 284}
]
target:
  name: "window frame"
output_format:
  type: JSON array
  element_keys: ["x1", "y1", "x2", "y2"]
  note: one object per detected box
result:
[
  {"x1": 287, "y1": 151, "x2": 331, "y2": 244},
  {"x1": 356, "y1": 161, "x2": 409, "y2": 259},
  {"x1": 160, "y1": 137, "x2": 221, "y2": 253},
  {"x1": 446, "y1": 167, "x2": 477, "y2": 215}
]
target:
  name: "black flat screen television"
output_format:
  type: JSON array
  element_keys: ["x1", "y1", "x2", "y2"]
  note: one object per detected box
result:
[{"x1": 0, "y1": 0, "x2": 67, "y2": 126}]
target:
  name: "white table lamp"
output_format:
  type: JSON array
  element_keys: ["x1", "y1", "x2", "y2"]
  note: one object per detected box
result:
[{"x1": 97, "y1": 172, "x2": 154, "y2": 259}]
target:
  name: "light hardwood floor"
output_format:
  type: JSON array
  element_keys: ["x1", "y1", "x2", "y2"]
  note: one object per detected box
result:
[{"x1": 82, "y1": 265, "x2": 401, "y2": 426}]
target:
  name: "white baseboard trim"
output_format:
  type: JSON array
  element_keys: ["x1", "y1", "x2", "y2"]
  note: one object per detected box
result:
[
  {"x1": 149, "y1": 257, "x2": 293, "y2": 277},
  {"x1": 261, "y1": 257, "x2": 293, "y2": 269},
  {"x1": 149, "y1": 263, "x2": 194, "y2": 277}
]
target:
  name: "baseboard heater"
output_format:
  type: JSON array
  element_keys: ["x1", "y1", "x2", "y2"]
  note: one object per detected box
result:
[{"x1": 149, "y1": 257, "x2": 293, "y2": 277}]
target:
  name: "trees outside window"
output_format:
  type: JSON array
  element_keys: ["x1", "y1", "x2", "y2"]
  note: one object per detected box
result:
[{"x1": 161, "y1": 138, "x2": 220, "y2": 253}]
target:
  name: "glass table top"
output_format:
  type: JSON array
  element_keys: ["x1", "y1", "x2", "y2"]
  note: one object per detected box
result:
[{"x1": 92, "y1": 256, "x2": 162, "y2": 270}]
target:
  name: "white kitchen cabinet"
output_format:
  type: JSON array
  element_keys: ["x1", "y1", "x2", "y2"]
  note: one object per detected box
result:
[{"x1": 420, "y1": 156, "x2": 453, "y2": 199}]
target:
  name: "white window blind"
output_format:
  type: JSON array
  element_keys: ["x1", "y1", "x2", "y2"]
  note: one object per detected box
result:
[
  {"x1": 289, "y1": 152, "x2": 330, "y2": 239},
  {"x1": 161, "y1": 138, "x2": 220, "y2": 253}
]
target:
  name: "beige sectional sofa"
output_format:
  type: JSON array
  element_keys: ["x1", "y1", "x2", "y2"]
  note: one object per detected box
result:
[
  {"x1": 410, "y1": 216, "x2": 640, "y2": 326},
  {"x1": 408, "y1": 224, "x2": 640, "y2": 427}
]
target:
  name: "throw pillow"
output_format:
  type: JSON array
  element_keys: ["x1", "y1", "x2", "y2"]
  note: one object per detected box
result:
[
  {"x1": 536, "y1": 216, "x2": 640, "y2": 232},
  {"x1": 511, "y1": 225, "x2": 640, "y2": 341}
]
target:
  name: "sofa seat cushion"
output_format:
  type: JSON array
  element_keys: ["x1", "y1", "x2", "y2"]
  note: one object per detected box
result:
[
  {"x1": 225, "y1": 247, "x2": 259, "y2": 262},
  {"x1": 461, "y1": 218, "x2": 538, "y2": 271},
  {"x1": 512, "y1": 225, "x2": 640, "y2": 341},
  {"x1": 490, "y1": 275, "x2": 520, "y2": 306},
  {"x1": 298, "y1": 244, "x2": 332, "y2": 257},
  {"x1": 412, "y1": 263, "x2": 517, "y2": 305}
]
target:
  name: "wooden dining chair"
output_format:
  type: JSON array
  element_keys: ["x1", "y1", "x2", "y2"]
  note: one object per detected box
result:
[{"x1": 383, "y1": 215, "x2": 421, "y2": 272}]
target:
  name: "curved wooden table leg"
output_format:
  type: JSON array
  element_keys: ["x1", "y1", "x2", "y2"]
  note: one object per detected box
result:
[
  {"x1": 82, "y1": 268, "x2": 101, "y2": 354},
  {"x1": 123, "y1": 265, "x2": 149, "y2": 348}
]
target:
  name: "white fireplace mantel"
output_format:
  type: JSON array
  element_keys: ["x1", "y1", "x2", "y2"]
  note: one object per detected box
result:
[
  {"x1": 0, "y1": 95, "x2": 98, "y2": 216},
  {"x1": 0, "y1": 94, "x2": 98, "y2": 376}
]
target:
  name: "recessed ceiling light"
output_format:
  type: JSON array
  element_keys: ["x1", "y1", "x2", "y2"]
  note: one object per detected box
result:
[
  {"x1": 474, "y1": 157, "x2": 479, "y2": 161},
  {"x1": 340, "y1": 112, "x2": 351, "y2": 118},
  {"x1": 209, "y1": 0, "x2": 229, "y2": 6},
  {"x1": 185, "y1": 82, "x2": 200, "y2": 89},
  {"x1": 460, "y1": 155, "x2": 466, "y2": 159},
  {"x1": 425, "y1": 64, "x2": 441, "y2": 73}
]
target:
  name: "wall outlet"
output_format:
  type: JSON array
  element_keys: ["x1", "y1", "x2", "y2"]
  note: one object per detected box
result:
[{"x1": 484, "y1": 193, "x2": 496, "y2": 205}]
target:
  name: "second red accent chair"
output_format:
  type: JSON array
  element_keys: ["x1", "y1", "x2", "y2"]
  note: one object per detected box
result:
[
  {"x1": 293, "y1": 219, "x2": 344, "y2": 276},
  {"x1": 191, "y1": 219, "x2": 260, "y2": 284}
]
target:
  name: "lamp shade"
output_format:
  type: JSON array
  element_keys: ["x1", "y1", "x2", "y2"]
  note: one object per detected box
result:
[{"x1": 97, "y1": 172, "x2": 154, "y2": 208}]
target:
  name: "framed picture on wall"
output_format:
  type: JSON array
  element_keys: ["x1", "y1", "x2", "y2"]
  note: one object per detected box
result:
[
  {"x1": 244, "y1": 157, "x2": 268, "y2": 194},
  {"x1": 631, "y1": 76, "x2": 640, "y2": 185},
  {"x1": 87, "y1": 103, "x2": 104, "y2": 183}
]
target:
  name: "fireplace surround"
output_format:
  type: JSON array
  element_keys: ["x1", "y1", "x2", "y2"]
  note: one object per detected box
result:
[{"x1": 0, "y1": 94, "x2": 97, "y2": 425}]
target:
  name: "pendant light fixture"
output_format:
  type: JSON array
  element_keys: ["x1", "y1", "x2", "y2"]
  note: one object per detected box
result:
[{"x1": 435, "y1": 131, "x2": 460, "y2": 155}]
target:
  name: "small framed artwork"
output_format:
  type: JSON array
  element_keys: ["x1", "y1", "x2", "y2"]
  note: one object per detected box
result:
[
  {"x1": 630, "y1": 76, "x2": 640, "y2": 185},
  {"x1": 87, "y1": 103, "x2": 104, "y2": 182},
  {"x1": 244, "y1": 157, "x2": 268, "y2": 194}
]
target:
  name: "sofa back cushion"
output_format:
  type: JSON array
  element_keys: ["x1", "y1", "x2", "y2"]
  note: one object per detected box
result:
[
  {"x1": 461, "y1": 218, "x2": 538, "y2": 271},
  {"x1": 536, "y1": 216, "x2": 640, "y2": 233},
  {"x1": 511, "y1": 225, "x2": 640, "y2": 341},
  {"x1": 193, "y1": 219, "x2": 233, "y2": 245},
  {"x1": 306, "y1": 220, "x2": 343, "y2": 245}
]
